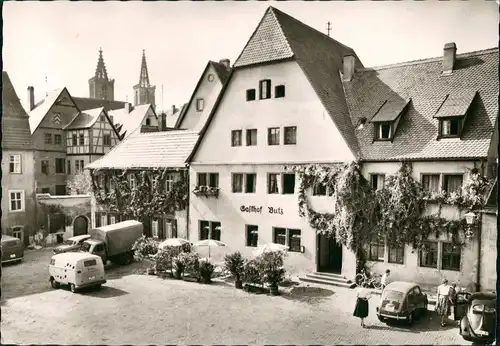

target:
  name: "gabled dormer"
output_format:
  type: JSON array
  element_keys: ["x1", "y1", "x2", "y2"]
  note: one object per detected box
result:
[
  {"x1": 434, "y1": 91, "x2": 477, "y2": 140},
  {"x1": 370, "y1": 98, "x2": 411, "y2": 142}
]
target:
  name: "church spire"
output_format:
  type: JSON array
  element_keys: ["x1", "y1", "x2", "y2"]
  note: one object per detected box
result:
[
  {"x1": 95, "y1": 47, "x2": 109, "y2": 80},
  {"x1": 139, "y1": 49, "x2": 150, "y2": 87}
]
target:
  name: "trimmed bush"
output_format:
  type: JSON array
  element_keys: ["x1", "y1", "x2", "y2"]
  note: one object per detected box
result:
[{"x1": 132, "y1": 235, "x2": 159, "y2": 261}]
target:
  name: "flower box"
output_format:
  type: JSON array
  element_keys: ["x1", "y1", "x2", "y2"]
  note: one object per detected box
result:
[{"x1": 193, "y1": 185, "x2": 220, "y2": 198}]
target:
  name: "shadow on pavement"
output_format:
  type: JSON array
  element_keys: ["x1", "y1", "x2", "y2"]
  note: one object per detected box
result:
[
  {"x1": 380, "y1": 313, "x2": 459, "y2": 334},
  {"x1": 104, "y1": 260, "x2": 151, "y2": 280},
  {"x1": 281, "y1": 286, "x2": 335, "y2": 305},
  {"x1": 81, "y1": 286, "x2": 129, "y2": 298}
]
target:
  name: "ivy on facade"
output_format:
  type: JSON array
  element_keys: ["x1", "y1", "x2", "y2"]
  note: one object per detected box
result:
[
  {"x1": 289, "y1": 162, "x2": 492, "y2": 259},
  {"x1": 90, "y1": 168, "x2": 188, "y2": 218}
]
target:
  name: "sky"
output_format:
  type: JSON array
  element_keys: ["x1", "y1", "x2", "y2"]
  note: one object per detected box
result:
[{"x1": 3, "y1": 1, "x2": 498, "y2": 113}]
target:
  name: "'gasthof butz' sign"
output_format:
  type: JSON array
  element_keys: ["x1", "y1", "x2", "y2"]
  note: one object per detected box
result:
[{"x1": 240, "y1": 205, "x2": 284, "y2": 215}]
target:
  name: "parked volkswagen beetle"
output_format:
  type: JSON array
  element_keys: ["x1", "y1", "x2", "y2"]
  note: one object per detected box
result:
[
  {"x1": 53, "y1": 234, "x2": 91, "y2": 254},
  {"x1": 1, "y1": 234, "x2": 24, "y2": 264},
  {"x1": 459, "y1": 292, "x2": 496, "y2": 344},
  {"x1": 376, "y1": 281, "x2": 428, "y2": 325}
]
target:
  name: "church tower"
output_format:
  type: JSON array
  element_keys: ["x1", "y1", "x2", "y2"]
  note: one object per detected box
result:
[
  {"x1": 133, "y1": 50, "x2": 156, "y2": 108},
  {"x1": 88, "y1": 48, "x2": 115, "y2": 101}
]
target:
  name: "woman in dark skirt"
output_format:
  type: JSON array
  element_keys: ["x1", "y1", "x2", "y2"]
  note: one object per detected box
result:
[{"x1": 353, "y1": 283, "x2": 372, "y2": 328}]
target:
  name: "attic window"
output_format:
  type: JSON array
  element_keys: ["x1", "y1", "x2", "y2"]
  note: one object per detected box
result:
[
  {"x1": 376, "y1": 123, "x2": 392, "y2": 140},
  {"x1": 146, "y1": 118, "x2": 151, "y2": 126},
  {"x1": 440, "y1": 118, "x2": 462, "y2": 138},
  {"x1": 100, "y1": 115, "x2": 105, "y2": 122},
  {"x1": 259, "y1": 80, "x2": 271, "y2": 100},
  {"x1": 196, "y1": 98, "x2": 204, "y2": 112},
  {"x1": 246, "y1": 89, "x2": 256, "y2": 101}
]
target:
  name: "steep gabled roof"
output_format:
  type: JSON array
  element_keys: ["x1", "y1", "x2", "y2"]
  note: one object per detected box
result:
[
  {"x1": 27, "y1": 88, "x2": 66, "y2": 134},
  {"x1": 344, "y1": 48, "x2": 498, "y2": 161},
  {"x1": 174, "y1": 61, "x2": 231, "y2": 129},
  {"x1": 86, "y1": 130, "x2": 199, "y2": 170},
  {"x1": 189, "y1": 6, "x2": 363, "y2": 161},
  {"x1": 72, "y1": 97, "x2": 127, "y2": 112},
  {"x1": 64, "y1": 107, "x2": 105, "y2": 130},
  {"x1": 109, "y1": 104, "x2": 154, "y2": 139},
  {"x1": 2, "y1": 71, "x2": 33, "y2": 149}
]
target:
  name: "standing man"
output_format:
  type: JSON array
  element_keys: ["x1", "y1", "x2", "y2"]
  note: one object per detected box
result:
[{"x1": 381, "y1": 269, "x2": 391, "y2": 290}]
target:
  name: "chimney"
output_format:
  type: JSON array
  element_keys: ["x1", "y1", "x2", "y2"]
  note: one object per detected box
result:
[
  {"x1": 442, "y1": 42, "x2": 457, "y2": 75},
  {"x1": 342, "y1": 55, "x2": 355, "y2": 82},
  {"x1": 124, "y1": 102, "x2": 131, "y2": 114},
  {"x1": 219, "y1": 59, "x2": 230, "y2": 69},
  {"x1": 27, "y1": 86, "x2": 35, "y2": 111},
  {"x1": 171, "y1": 104, "x2": 176, "y2": 114},
  {"x1": 161, "y1": 112, "x2": 167, "y2": 131}
]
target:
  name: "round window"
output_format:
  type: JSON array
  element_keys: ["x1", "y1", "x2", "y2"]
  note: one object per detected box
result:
[{"x1": 207, "y1": 74, "x2": 214, "y2": 82}]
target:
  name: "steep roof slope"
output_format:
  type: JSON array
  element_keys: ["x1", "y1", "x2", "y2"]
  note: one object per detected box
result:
[
  {"x1": 87, "y1": 130, "x2": 199, "y2": 170},
  {"x1": 344, "y1": 48, "x2": 498, "y2": 160},
  {"x1": 64, "y1": 107, "x2": 105, "y2": 130},
  {"x1": 210, "y1": 61, "x2": 231, "y2": 84},
  {"x1": 109, "y1": 104, "x2": 154, "y2": 139},
  {"x1": 27, "y1": 88, "x2": 66, "y2": 134},
  {"x1": 2, "y1": 71, "x2": 34, "y2": 149}
]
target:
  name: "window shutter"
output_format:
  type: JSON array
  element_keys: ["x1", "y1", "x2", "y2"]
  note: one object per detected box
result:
[
  {"x1": 95, "y1": 212, "x2": 101, "y2": 227},
  {"x1": 265, "y1": 80, "x2": 271, "y2": 99},
  {"x1": 158, "y1": 217, "x2": 165, "y2": 240},
  {"x1": 172, "y1": 219, "x2": 178, "y2": 238}
]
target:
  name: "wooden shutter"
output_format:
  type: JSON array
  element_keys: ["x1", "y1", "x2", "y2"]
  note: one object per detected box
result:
[
  {"x1": 172, "y1": 219, "x2": 178, "y2": 238},
  {"x1": 95, "y1": 212, "x2": 101, "y2": 227},
  {"x1": 158, "y1": 217, "x2": 165, "y2": 240}
]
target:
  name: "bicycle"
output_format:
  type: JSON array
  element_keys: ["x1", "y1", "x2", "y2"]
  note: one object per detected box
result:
[{"x1": 354, "y1": 270, "x2": 383, "y2": 290}]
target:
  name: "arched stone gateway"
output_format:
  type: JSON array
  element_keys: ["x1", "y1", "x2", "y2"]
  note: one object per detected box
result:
[{"x1": 73, "y1": 215, "x2": 89, "y2": 236}]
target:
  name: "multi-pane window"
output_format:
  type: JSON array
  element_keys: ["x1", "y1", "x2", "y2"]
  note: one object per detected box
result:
[
  {"x1": 284, "y1": 126, "x2": 297, "y2": 145},
  {"x1": 9, "y1": 154, "x2": 21, "y2": 173},
  {"x1": 245, "y1": 174, "x2": 257, "y2": 193},
  {"x1": 268, "y1": 173, "x2": 279, "y2": 194},
  {"x1": 55, "y1": 158, "x2": 65, "y2": 174},
  {"x1": 103, "y1": 134, "x2": 111, "y2": 146},
  {"x1": 288, "y1": 229, "x2": 301, "y2": 252},
  {"x1": 196, "y1": 98, "x2": 204, "y2": 112},
  {"x1": 282, "y1": 173, "x2": 296, "y2": 194},
  {"x1": 422, "y1": 174, "x2": 440, "y2": 192},
  {"x1": 313, "y1": 182, "x2": 333, "y2": 196},
  {"x1": 259, "y1": 79, "x2": 271, "y2": 100},
  {"x1": 54, "y1": 134, "x2": 62, "y2": 145},
  {"x1": 197, "y1": 173, "x2": 219, "y2": 188},
  {"x1": 79, "y1": 134, "x2": 84, "y2": 145},
  {"x1": 441, "y1": 243, "x2": 461, "y2": 271},
  {"x1": 198, "y1": 173, "x2": 207, "y2": 186},
  {"x1": 75, "y1": 160, "x2": 85, "y2": 173},
  {"x1": 273, "y1": 227, "x2": 301, "y2": 252},
  {"x1": 275, "y1": 85, "x2": 285, "y2": 98},
  {"x1": 246, "y1": 129, "x2": 257, "y2": 146},
  {"x1": 246, "y1": 89, "x2": 256, "y2": 101},
  {"x1": 370, "y1": 174, "x2": 385, "y2": 191},
  {"x1": 9, "y1": 191, "x2": 24, "y2": 212},
  {"x1": 443, "y1": 174, "x2": 463, "y2": 193},
  {"x1": 129, "y1": 174, "x2": 137, "y2": 190},
  {"x1": 231, "y1": 130, "x2": 242, "y2": 147},
  {"x1": 246, "y1": 225, "x2": 258, "y2": 247},
  {"x1": 199, "y1": 220, "x2": 221, "y2": 241},
  {"x1": 273, "y1": 227, "x2": 286, "y2": 245},
  {"x1": 41, "y1": 160, "x2": 49, "y2": 175},
  {"x1": 44, "y1": 133, "x2": 52, "y2": 144},
  {"x1": 440, "y1": 118, "x2": 461, "y2": 137},
  {"x1": 268, "y1": 127, "x2": 280, "y2": 145},
  {"x1": 419, "y1": 241, "x2": 438, "y2": 268},
  {"x1": 165, "y1": 174, "x2": 174, "y2": 193},
  {"x1": 376, "y1": 123, "x2": 392, "y2": 140},
  {"x1": 72, "y1": 134, "x2": 77, "y2": 146},
  {"x1": 388, "y1": 245, "x2": 404, "y2": 264},
  {"x1": 232, "y1": 173, "x2": 243, "y2": 193},
  {"x1": 366, "y1": 233, "x2": 385, "y2": 262},
  {"x1": 67, "y1": 160, "x2": 71, "y2": 175}
]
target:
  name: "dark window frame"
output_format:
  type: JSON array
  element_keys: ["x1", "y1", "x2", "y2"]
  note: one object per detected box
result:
[
  {"x1": 41, "y1": 160, "x2": 49, "y2": 175},
  {"x1": 232, "y1": 173, "x2": 243, "y2": 193},
  {"x1": 388, "y1": 244, "x2": 404, "y2": 264},
  {"x1": 366, "y1": 236, "x2": 385, "y2": 262},
  {"x1": 196, "y1": 98, "x2": 204, "y2": 112},
  {"x1": 282, "y1": 173, "x2": 296, "y2": 195},
  {"x1": 246, "y1": 89, "x2": 256, "y2": 101},
  {"x1": 421, "y1": 174, "x2": 441, "y2": 193},
  {"x1": 55, "y1": 158, "x2": 65, "y2": 174},
  {"x1": 268, "y1": 173, "x2": 279, "y2": 194},
  {"x1": 259, "y1": 79, "x2": 271, "y2": 100},
  {"x1": 231, "y1": 130, "x2": 242, "y2": 147},
  {"x1": 44, "y1": 133, "x2": 52, "y2": 144},
  {"x1": 72, "y1": 134, "x2": 77, "y2": 146},
  {"x1": 54, "y1": 134, "x2": 62, "y2": 145},
  {"x1": 288, "y1": 228, "x2": 301, "y2": 252},
  {"x1": 439, "y1": 117, "x2": 462, "y2": 138},
  {"x1": 273, "y1": 227, "x2": 286, "y2": 245},
  {"x1": 246, "y1": 129, "x2": 257, "y2": 146},
  {"x1": 443, "y1": 174, "x2": 464, "y2": 194},
  {"x1": 103, "y1": 134, "x2": 111, "y2": 146},
  {"x1": 268, "y1": 127, "x2": 280, "y2": 146},
  {"x1": 375, "y1": 122, "x2": 392, "y2": 141},
  {"x1": 245, "y1": 173, "x2": 257, "y2": 193},
  {"x1": 246, "y1": 225, "x2": 258, "y2": 247},
  {"x1": 199, "y1": 220, "x2": 221, "y2": 241},
  {"x1": 370, "y1": 174, "x2": 386, "y2": 191},
  {"x1": 441, "y1": 242, "x2": 461, "y2": 271},
  {"x1": 284, "y1": 126, "x2": 297, "y2": 145},
  {"x1": 419, "y1": 241, "x2": 438, "y2": 268},
  {"x1": 275, "y1": 85, "x2": 285, "y2": 98}
]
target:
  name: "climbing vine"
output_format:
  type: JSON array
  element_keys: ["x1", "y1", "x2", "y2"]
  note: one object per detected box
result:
[
  {"x1": 289, "y1": 161, "x2": 492, "y2": 261},
  {"x1": 90, "y1": 168, "x2": 188, "y2": 218}
]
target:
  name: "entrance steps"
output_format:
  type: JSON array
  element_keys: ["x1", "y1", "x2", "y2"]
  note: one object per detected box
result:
[{"x1": 299, "y1": 272, "x2": 355, "y2": 289}]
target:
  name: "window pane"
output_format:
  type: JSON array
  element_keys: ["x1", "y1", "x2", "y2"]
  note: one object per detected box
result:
[
  {"x1": 198, "y1": 173, "x2": 207, "y2": 186},
  {"x1": 268, "y1": 128, "x2": 280, "y2": 145},
  {"x1": 245, "y1": 174, "x2": 256, "y2": 193},
  {"x1": 231, "y1": 130, "x2": 242, "y2": 146},
  {"x1": 288, "y1": 229, "x2": 301, "y2": 252},
  {"x1": 273, "y1": 228, "x2": 286, "y2": 245},
  {"x1": 246, "y1": 129, "x2": 257, "y2": 146},
  {"x1": 209, "y1": 173, "x2": 219, "y2": 188},
  {"x1": 282, "y1": 173, "x2": 295, "y2": 194},
  {"x1": 199, "y1": 220, "x2": 210, "y2": 240},
  {"x1": 419, "y1": 242, "x2": 438, "y2": 268},
  {"x1": 442, "y1": 120, "x2": 451, "y2": 136},
  {"x1": 268, "y1": 174, "x2": 279, "y2": 194},
  {"x1": 284, "y1": 126, "x2": 297, "y2": 145},
  {"x1": 422, "y1": 174, "x2": 440, "y2": 192},
  {"x1": 313, "y1": 183, "x2": 327, "y2": 196},
  {"x1": 232, "y1": 174, "x2": 243, "y2": 193},
  {"x1": 211, "y1": 221, "x2": 221, "y2": 241},
  {"x1": 388, "y1": 245, "x2": 404, "y2": 264},
  {"x1": 441, "y1": 243, "x2": 461, "y2": 271},
  {"x1": 246, "y1": 225, "x2": 258, "y2": 247},
  {"x1": 444, "y1": 175, "x2": 463, "y2": 193}
]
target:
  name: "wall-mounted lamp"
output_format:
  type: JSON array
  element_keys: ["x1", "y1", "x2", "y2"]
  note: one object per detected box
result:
[{"x1": 464, "y1": 211, "x2": 476, "y2": 225}]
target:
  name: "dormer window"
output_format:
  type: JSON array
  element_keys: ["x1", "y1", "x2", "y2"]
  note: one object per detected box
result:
[
  {"x1": 376, "y1": 123, "x2": 392, "y2": 140},
  {"x1": 434, "y1": 91, "x2": 476, "y2": 139},
  {"x1": 440, "y1": 117, "x2": 461, "y2": 137},
  {"x1": 370, "y1": 99, "x2": 410, "y2": 142}
]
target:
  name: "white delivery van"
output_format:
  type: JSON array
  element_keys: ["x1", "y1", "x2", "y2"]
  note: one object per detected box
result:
[{"x1": 49, "y1": 252, "x2": 106, "y2": 293}]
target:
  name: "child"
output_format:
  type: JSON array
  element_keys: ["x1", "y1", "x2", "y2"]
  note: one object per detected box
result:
[{"x1": 381, "y1": 269, "x2": 390, "y2": 290}]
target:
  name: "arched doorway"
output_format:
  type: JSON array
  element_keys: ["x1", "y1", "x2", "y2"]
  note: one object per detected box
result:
[{"x1": 73, "y1": 216, "x2": 89, "y2": 236}]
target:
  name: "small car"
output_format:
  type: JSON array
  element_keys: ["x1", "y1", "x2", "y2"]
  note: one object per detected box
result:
[
  {"x1": 459, "y1": 292, "x2": 496, "y2": 344},
  {"x1": 53, "y1": 234, "x2": 91, "y2": 254},
  {"x1": 376, "y1": 281, "x2": 428, "y2": 325},
  {"x1": 1, "y1": 234, "x2": 24, "y2": 264}
]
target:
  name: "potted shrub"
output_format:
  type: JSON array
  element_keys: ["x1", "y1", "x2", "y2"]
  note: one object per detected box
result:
[
  {"x1": 224, "y1": 251, "x2": 246, "y2": 289},
  {"x1": 242, "y1": 258, "x2": 265, "y2": 293},
  {"x1": 260, "y1": 251, "x2": 286, "y2": 296},
  {"x1": 180, "y1": 252, "x2": 200, "y2": 282},
  {"x1": 199, "y1": 258, "x2": 215, "y2": 284},
  {"x1": 155, "y1": 247, "x2": 179, "y2": 277}
]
